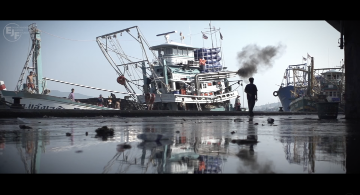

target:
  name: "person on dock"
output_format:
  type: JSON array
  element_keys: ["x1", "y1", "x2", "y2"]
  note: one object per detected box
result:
[
  {"x1": 111, "y1": 93, "x2": 117, "y2": 108},
  {"x1": 115, "y1": 100, "x2": 121, "y2": 110},
  {"x1": 244, "y1": 77, "x2": 257, "y2": 116},
  {"x1": 97, "y1": 94, "x2": 104, "y2": 107},
  {"x1": 26, "y1": 71, "x2": 36, "y2": 93},
  {"x1": 235, "y1": 95, "x2": 241, "y2": 111},
  {"x1": 68, "y1": 88, "x2": 75, "y2": 102},
  {"x1": 107, "y1": 96, "x2": 112, "y2": 108}
]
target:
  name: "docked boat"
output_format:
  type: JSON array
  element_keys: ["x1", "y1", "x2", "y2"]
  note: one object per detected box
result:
[
  {"x1": 273, "y1": 63, "x2": 309, "y2": 111},
  {"x1": 287, "y1": 57, "x2": 345, "y2": 112},
  {"x1": 0, "y1": 23, "x2": 121, "y2": 110},
  {"x1": 96, "y1": 25, "x2": 241, "y2": 111}
]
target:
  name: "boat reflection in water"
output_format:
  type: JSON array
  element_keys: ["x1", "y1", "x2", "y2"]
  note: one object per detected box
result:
[
  {"x1": 7, "y1": 128, "x2": 50, "y2": 174},
  {"x1": 0, "y1": 117, "x2": 349, "y2": 173},
  {"x1": 101, "y1": 117, "x2": 348, "y2": 173},
  {"x1": 280, "y1": 133, "x2": 346, "y2": 173}
]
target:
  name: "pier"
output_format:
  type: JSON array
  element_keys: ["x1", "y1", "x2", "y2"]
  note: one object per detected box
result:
[{"x1": 0, "y1": 109, "x2": 325, "y2": 118}]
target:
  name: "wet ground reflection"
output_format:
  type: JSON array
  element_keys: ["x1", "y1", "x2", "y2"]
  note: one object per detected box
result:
[{"x1": 0, "y1": 114, "x2": 352, "y2": 173}]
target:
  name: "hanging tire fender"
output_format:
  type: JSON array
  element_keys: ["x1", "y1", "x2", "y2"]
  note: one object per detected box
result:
[{"x1": 273, "y1": 91, "x2": 278, "y2": 97}]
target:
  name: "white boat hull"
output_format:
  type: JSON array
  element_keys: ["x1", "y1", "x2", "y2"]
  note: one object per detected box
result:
[
  {"x1": 138, "y1": 91, "x2": 239, "y2": 104},
  {"x1": 1, "y1": 90, "x2": 115, "y2": 110}
]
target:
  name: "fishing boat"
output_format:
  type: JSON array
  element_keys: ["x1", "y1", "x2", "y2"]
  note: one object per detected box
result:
[
  {"x1": 0, "y1": 23, "x2": 129, "y2": 110},
  {"x1": 279, "y1": 57, "x2": 345, "y2": 112},
  {"x1": 96, "y1": 25, "x2": 241, "y2": 111},
  {"x1": 273, "y1": 63, "x2": 309, "y2": 111}
]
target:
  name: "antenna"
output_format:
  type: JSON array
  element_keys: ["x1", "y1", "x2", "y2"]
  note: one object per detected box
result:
[
  {"x1": 156, "y1": 31, "x2": 177, "y2": 43},
  {"x1": 188, "y1": 26, "x2": 192, "y2": 45},
  {"x1": 180, "y1": 32, "x2": 185, "y2": 43}
]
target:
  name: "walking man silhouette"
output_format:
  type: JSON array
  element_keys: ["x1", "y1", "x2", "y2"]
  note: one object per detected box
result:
[{"x1": 244, "y1": 77, "x2": 257, "y2": 117}]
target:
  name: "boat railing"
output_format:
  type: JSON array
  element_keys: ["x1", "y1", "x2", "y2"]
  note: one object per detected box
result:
[{"x1": 174, "y1": 91, "x2": 237, "y2": 100}]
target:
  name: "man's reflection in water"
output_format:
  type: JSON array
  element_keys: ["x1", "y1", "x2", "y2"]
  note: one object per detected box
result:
[
  {"x1": 0, "y1": 134, "x2": 5, "y2": 155},
  {"x1": 235, "y1": 118, "x2": 274, "y2": 173}
]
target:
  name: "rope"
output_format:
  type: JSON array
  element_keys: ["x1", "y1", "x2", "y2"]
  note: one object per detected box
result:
[
  {"x1": 39, "y1": 29, "x2": 96, "y2": 42},
  {"x1": 43, "y1": 77, "x2": 142, "y2": 95},
  {"x1": 40, "y1": 29, "x2": 162, "y2": 43}
]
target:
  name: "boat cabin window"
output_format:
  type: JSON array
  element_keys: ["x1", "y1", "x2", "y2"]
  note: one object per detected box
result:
[
  {"x1": 157, "y1": 82, "x2": 162, "y2": 89},
  {"x1": 329, "y1": 92, "x2": 332, "y2": 96},
  {"x1": 165, "y1": 48, "x2": 172, "y2": 55},
  {"x1": 188, "y1": 50, "x2": 194, "y2": 57},
  {"x1": 158, "y1": 48, "x2": 164, "y2": 57},
  {"x1": 183, "y1": 49, "x2": 188, "y2": 56},
  {"x1": 178, "y1": 49, "x2": 183, "y2": 56},
  {"x1": 173, "y1": 48, "x2": 178, "y2": 55},
  {"x1": 327, "y1": 75, "x2": 331, "y2": 80}
]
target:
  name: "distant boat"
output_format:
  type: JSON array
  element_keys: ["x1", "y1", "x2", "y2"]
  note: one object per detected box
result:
[
  {"x1": 284, "y1": 57, "x2": 345, "y2": 112},
  {"x1": 0, "y1": 23, "x2": 118, "y2": 110},
  {"x1": 273, "y1": 63, "x2": 308, "y2": 111}
]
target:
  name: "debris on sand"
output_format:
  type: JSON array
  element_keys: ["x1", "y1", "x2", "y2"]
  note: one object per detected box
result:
[
  {"x1": 267, "y1": 117, "x2": 275, "y2": 123},
  {"x1": 19, "y1": 125, "x2": 32, "y2": 129},
  {"x1": 95, "y1": 126, "x2": 114, "y2": 136},
  {"x1": 17, "y1": 117, "x2": 28, "y2": 124},
  {"x1": 66, "y1": 133, "x2": 71, "y2": 136},
  {"x1": 85, "y1": 132, "x2": 88, "y2": 136},
  {"x1": 254, "y1": 123, "x2": 259, "y2": 125},
  {"x1": 231, "y1": 131, "x2": 236, "y2": 134},
  {"x1": 117, "y1": 143, "x2": 132, "y2": 150}
]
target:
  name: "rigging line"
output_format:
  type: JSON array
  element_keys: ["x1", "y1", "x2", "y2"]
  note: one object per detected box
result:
[
  {"x1": 138, "y1": 28, "x2": 158, "y2": 63},
  {"x1": 27, "y1": 34, "x2": 30, "y2": 58},
  {"x1": 126, "y1": 30, "x2": 141, "y2": 43},
  {"x1": 103, "y1": 44, "x2": 123, "y2": 75},
  {"x1": 114, "y1": 37, "x2": 133, "y2": 62},
  {"x1": 108, "y1": 38, "x2": 128, "y2": 65},
  {"x1": 137, "y1": 28, "x2": 169, "y2": 91},
  {"x1": 131, "y1": 65, "x2": 142, "y2": 83},
  {"x1": 111, "y1": 38, "x2": 143, "y2": 61},
  {"x1": 106, "y1": 41, "x2": 132, "y2": 76},
  {"x1": 98, "y1": 41, "x2": 122, "y2": 75},
  {"x1": 116, "y1": 32, "x2": 150, "y2": 62},
  {"x1": 39, "y1": 29, "x2": 96, "y2": 42}
]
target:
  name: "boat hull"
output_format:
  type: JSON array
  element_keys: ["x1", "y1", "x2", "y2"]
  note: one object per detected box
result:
[
  {"x1": 138, "y1": 91, "x2": 238, "y2": 111},
  {"x1": 289, "y1": 96, "x2": 317, "y2": 112},
  {"x1": 0, "y1": 90, "x2": 115, "y2": 110},
  {"x1": 276, "y1": 86, "x2": 293, "y2": 112}
]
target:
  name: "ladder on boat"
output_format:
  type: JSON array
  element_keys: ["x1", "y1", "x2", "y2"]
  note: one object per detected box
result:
[{"x1": 195, "y1": 98, "x2": 202, "y2": 111}]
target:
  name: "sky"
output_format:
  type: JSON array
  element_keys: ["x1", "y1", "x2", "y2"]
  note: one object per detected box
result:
[{"x1": 0, "y1": 20, "x2": 344, "y2": 107}]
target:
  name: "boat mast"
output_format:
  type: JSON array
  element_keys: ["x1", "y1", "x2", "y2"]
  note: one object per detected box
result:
[
  {"x1": 310, "y1": 57, "x2": 314, "y2": 97},
  {"x1": 209, "y1": 22, "x2": 214, "y2": 48},
  {"x1": 15, "y1": 23, "x2": 44, "y2": 94}
]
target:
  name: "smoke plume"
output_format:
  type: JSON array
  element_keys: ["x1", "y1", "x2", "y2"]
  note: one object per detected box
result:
[{"x1": 236, "y1": 43, "x2": 286, "y2": 81}]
